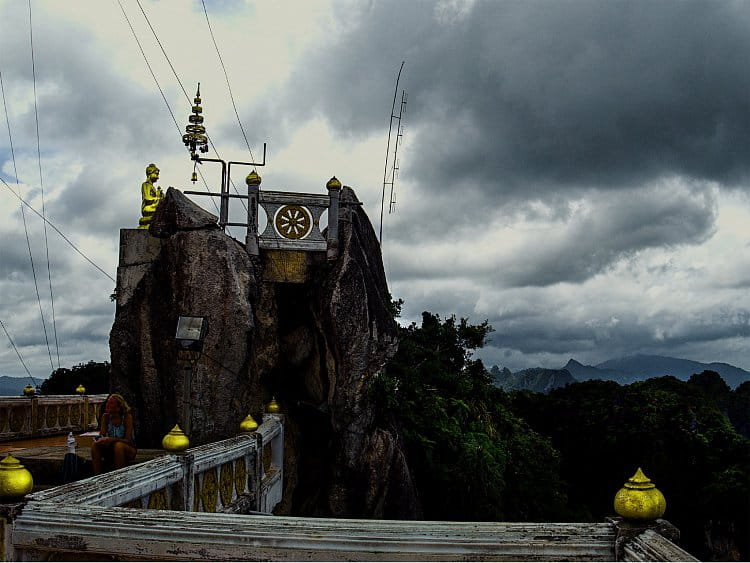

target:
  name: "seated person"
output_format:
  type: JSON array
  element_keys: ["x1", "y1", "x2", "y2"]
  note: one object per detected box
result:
[{"x1": 91, "y1": 393, "x2": 137, "y2": 474}]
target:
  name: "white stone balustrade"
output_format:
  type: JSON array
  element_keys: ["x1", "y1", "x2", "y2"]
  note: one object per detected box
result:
[
  {"x1": 0, "y1": 394, "x2": 106, "y2": 441},
  {"x1": 2, "y1": 412, "x2": 698, "y2": 562},
  {"x1": 22, "y1": 414, "x2": 283, "y2": 514}
]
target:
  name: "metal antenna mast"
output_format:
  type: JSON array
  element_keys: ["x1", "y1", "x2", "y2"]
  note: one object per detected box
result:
[
  {"x1": 388, "y1": 90, "x2": 407, "y2": 214},
  {"x1": 379, "y1": 61, "x2": 405, "y2": 244}
]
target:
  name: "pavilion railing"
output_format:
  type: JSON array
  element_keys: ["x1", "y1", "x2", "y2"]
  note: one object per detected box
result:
[
  {"x1": 16, "y1": 414, "x2": 283, "y2": 514},
  {"x1": 0, "y1": 395, "x2": 106, "y2": 441}
]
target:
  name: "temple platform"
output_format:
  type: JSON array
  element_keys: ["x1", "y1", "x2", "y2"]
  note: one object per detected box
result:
[{"x1": 0, "y1": 435, "x2": 163, "y2": 488}]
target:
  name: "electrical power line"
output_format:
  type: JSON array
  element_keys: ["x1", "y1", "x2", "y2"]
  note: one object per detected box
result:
[
  {"x1": 1, "y1": 63, "x2": 52, "y2": 376},
  {"x1": 134, "y1": 0, "x2": 249, "y2": 214},
  {"x1": 1, "y1": 176, "x2": 116, "y2": 283},
  {"x1": 28, "y1": 0, "x2": 58, "y2": 370},
  {"x1": 201, "y1": 0, "x2": 256, "y2": 164},
  {"x1": 116, "y1": 0, "x2": 221, "y2": 216},
  {"x1": 134, "y1": 0, "x2": 191, "y2": 102},
  {"x1": 116, "y1": 0, "x2": 180, "y2": 131},
  {"x1": 0, "y1": 319, "x2": 39, "y2": 387}
]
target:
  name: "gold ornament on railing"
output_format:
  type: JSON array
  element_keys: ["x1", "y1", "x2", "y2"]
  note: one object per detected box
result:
[
  {"x1": 265, "y1": 397, "x2": 281, "y2": 414},
  {"x1": 22, "y1": 385, "x2": 34, "y2": 397},
  {"x1": 0, "y1": 455, "x2": 34, "y2": 499},
  {"x1": 161, "y1": 424, "x2": 190, "y2": 452},
  {"x1": 75, "y1": 383, "x2": 86, "y2": 395},
  {"x1": 326, "y1": 176, "x2": 342, "y2": 191},
  {"x1": 239, "y1": 413, "x2": 259, "y2": 433},
  {"x1": 246, "y1": 170, "x2": 261, "y2": 187},
  {"x1": 614, "y1": 467, "x2": 666, "y2": 520}
]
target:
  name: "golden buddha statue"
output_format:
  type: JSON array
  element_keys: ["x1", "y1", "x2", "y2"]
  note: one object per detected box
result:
[{"x1": 138, "y1": 163, "x2": 164, "y2": 229}]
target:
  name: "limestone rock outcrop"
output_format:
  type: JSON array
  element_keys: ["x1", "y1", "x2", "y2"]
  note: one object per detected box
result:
[{"x1": 110, "y1": 185, "x2": 420, "y2": 519}]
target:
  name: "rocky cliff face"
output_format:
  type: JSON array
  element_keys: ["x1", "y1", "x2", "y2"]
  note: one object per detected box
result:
[{"x1": 110, "y1": 186, "x2": 420, "y2": 519}]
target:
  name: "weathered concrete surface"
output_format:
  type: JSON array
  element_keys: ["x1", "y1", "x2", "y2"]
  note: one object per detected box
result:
[
  {"x1": 13, "y1": 508, "x2": 621, "y2": 562},
  {"x1": 110, "y1": 186, "x2": 418, "y2": 519}
]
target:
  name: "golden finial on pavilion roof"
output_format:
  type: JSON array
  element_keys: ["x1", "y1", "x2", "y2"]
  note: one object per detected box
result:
[
  {"x1": 239, "y1": 413, "x2": 259, "y2": 433},
  {"x1": 246, "y1": 170, "x2": 262, "y2": 187},
  {"x1": 162, "y1": 424, "x2": 190, "y2": 452},
  {"x1": 0, "y1": 455, "x2": 34, "y2": 499},
  {"x1": 183, "y1": 83, "x2": 209, "y2": 161},
  {"x1": 326, "y1": 176, "x2": 342, "y2": 191},
  {"x1": 614, "y1": 467, "x2": 666, "y2": 520}
]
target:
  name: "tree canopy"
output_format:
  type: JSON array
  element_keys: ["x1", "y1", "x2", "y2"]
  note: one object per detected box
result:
[
  {"x1": 379, "y1": 310, "x2": 749, "y2": 561},
  {"x1": 40, "y1": 361, "x2": 110, "y2": 395}
]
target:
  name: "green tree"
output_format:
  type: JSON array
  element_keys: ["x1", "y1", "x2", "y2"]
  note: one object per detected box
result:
[
  {"x1": 510, "y1": 375, "x2": 750, "y2": 561},
  {"x1": 40, "y1": 361, "x2": 110, "y2": 395},
  {"x1": 374, "y1": 312, "x2": 567, "y2": 521}
]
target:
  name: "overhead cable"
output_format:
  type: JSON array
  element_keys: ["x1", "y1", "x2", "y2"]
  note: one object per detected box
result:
[
  {"x1": 0, "y1": 319, "x2": 39, "y2": 387},
  {"x1": 116, "y1": 0, "x2": 221, "y2": 216},
  {"x1": 28, "y1": 0, "x2": 58, "y2": 370},
  {"x1": 1, "y1": 176, "x2": 116, "y2": 283},
  {"x1": 135, "y1": 0, "x2": 249, "y2": 213},
  {"x1": 201, "y1": 0, "x2": 256, "y2": 163},
  {"x1": 0, "y1": 63, "x2": 52, "y2": 378}
]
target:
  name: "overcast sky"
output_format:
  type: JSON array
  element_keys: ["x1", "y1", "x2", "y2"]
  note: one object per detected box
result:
[{"x1": 0, "y1": 0, "x2": 748, "y2": 383}]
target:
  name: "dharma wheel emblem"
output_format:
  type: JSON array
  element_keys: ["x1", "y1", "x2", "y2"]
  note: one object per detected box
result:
[{"x1": 274, "y1": 205, "x2": 312, "y2": 240}]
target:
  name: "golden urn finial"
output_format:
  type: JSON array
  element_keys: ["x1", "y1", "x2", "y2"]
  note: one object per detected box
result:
[
  {"x1": 23, "y1": 384, "x2": 34, "y2": 397},
  {"x1": 0, "y1": 455, "x2": 34, "y2": 499},
  {"x1": 326, "y1": 176, "x2": 342, "y2": 191},
  {"x1": 246, "y1": 170, "x2": 262, "y2": 187},
  {"x1": 266, "y1": 397, "x2": 281, "y2": 414},
  {"x1": 614, "y1": 467, "x2": 666, "y2": 520},
  {"x1": 75, "y1": 383, "x2": 86, "y2": 395},
  {"x1": 240, "y1": 413, "x2": 259, "y2": 433},
  {"x1": 162, "y1": 424, "x2": 190, "y2": 452}
]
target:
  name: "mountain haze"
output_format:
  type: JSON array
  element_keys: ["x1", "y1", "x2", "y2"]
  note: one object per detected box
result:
[
  {"x1": 491, "y1": 366, "x2": 576, "y2": 394},
  {"x1": 0, "y1": 376, "x2": 34, "y2": 396},
  {"x1": 565, "y1": 355, "x2": 749, "y2": 388}
]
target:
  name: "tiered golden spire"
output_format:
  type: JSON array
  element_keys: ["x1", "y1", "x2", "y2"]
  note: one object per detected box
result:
[{"x1": 182, "y1": 83, "x2": 209, "y2": 160}]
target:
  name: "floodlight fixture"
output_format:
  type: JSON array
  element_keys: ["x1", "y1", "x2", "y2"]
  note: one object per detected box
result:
[{"x1": 175, "y1": 316, "x2": 208, "y2": 351}]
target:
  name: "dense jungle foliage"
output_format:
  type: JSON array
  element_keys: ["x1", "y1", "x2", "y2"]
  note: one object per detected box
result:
[
  {"x1": 376, "y1": 311, "x2": 750, "y2": 562},
  {"x1": 40, "y1": 361, "x2": 110, "y2": 395}
]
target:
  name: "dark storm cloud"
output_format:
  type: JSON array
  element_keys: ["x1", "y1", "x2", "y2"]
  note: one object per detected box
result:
[
  {"x1": 499, "y1": 185, "x2": 718, "y2": 286},
  {"x1": 261, "y1": 0, "x2": 749, "y2": 197},
  {"x1": 481, "y1": 304, "x2": 750, "y2": 367},
  {"x1": 385, "y1": 184, "x2": 717, "y2": 287},
  {"x1": 0, "y1": 2, "x2": 176, "y2": 161}
]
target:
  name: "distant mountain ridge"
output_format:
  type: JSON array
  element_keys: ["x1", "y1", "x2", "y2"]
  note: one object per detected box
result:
[
  {"x1": 564, "y1": 355, "x2": 750, "y2": 389},
  {"x1": 0, "y1": 375, "x2": 35, "y2": 396},
  {"x1": 491, "y1": 366, "x2": 576, "y2": 393},
  {"x1": 491, "y1": 355, "x2": 750, "y2": 392}
]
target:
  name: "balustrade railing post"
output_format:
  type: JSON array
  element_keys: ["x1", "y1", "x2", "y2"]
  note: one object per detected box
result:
[
  {"x1": 82, "y1": 396, "x2": 89, "y2": 432},
  {"x1": 30, "y1": 397, "x2": 38, "y2": 436},
  {"x1": 326, "y1": 177, "x2": 342, "y2": 260},
  {"x1": 180, "y1": 452, "x2": 195, "y2": 512},
  {"x1": 245, "y1": 171, "x2": 261, "y2": 256}
]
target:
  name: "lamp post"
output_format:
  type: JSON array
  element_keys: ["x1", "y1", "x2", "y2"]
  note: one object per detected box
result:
[{"x1": 175, "y1": 316, "x2": 208, "y2": 437}]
